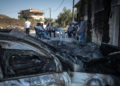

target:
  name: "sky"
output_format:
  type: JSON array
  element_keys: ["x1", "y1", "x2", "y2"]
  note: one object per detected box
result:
[{"x1": 0, "y1": 0, "x2": 79, "y2": 19}]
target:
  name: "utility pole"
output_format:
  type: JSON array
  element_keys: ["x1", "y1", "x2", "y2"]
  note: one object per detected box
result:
[
  {"x1": 49, "y1": 8, "x2": 51, "y2": 23},
  {"x1": 72, "y1": 0, "x2": 75, "y2": 21}
]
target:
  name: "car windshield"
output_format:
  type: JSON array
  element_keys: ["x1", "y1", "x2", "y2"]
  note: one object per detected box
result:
[{"x1": 0, "y1": 49, "x2": 56, "y2": 79}]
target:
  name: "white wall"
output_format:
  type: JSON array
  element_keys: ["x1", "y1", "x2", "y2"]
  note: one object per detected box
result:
[{"x1": 31, "y1": 15, "x2": 44, "y2": 21}]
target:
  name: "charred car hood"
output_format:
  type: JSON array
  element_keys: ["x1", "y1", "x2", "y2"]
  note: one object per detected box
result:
[{"x1": 0, "y1": 72, "x2": 71, "y2": 86}]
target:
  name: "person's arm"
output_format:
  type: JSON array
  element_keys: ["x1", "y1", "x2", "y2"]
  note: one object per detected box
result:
[{"x1": 24, "y1": 22, "x2": 26, "y2": 28}]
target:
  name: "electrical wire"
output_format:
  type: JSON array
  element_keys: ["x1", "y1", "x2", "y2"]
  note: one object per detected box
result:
[{"x1": 53, "y1": 0, "x2": 65, "y2": 11}]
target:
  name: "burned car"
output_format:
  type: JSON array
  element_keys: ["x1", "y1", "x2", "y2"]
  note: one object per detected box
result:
[
  {"x1": 0, "y1": 29, "x2": 71, "y2": 86},
  {"x1": 0, "y1": 29, "x2": 119, "y2": 86}
]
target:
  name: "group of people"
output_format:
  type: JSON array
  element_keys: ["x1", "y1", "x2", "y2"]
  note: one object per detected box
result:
[
  {"x1": 34, "y1": 22, "x2": 49, "y2": 39},
  {"x1": 67, "y1": 20, "x2": 87, "y2": 46},
  {"x1": 24, "y1": 19, "x2": 56, "y2": 39},
  {"x1": 24, "y1": 18, "x2": 87, "y2": 46}
]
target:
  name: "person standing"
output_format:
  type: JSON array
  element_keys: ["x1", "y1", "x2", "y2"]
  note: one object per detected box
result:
[
  {"x1": 73, "y1": 23, "x2": 79, "y2": 38},
  {"x1": 77, "y1": 20, "x2": 87, "y2": 46},
  {"x1": 68, "y1": 23, "x2": 73, "y2": 38},
  {"x1": 24, "y1": 19, "x2": 31, "y2": 35},
  {"x1": 51, "y1": 23, "x2": 56, "y2": 37},
  {"x1": 45, "y1": 23, "x2": 50, "y2": 35},
  {"x1": 48, "y1": 23, "x2": 55, "y2": 37}
]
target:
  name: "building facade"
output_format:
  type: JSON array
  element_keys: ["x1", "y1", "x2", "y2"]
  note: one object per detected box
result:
[
  {"x1": 75, "y1": 0, "x2": 120, "y2": 47},
  {"x1": 18, "y1": 9, "x2": 44, "y2": 22}
]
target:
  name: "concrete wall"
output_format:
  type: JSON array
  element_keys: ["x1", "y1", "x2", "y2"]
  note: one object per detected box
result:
[
  {"x1": 91, "y1": 6, "x2": 120, "y2": 46},
  {"x1": 76, "y1": 0, "x2": 120, "y2": 46},
  {"x1": 91, "y1": 6, "x2": 103, "y2": 45},
  {"x1": 109, "y1": 6, "x2": 120, "y2": 46},
  {"x1": 30, "y1": 15, "x2": 44, "y2": 21}
]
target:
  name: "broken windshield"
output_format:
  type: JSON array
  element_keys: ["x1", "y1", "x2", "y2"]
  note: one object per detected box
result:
[{"x1": 0, "y1": 49, "x2": 57, "y2": 79}]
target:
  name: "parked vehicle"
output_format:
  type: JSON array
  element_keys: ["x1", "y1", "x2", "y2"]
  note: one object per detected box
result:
[
  {"x1": 0, "y1": 29, "x2": 71, "y2": 86},
  {"x1": 54, "y1": 27, "x2": 67, "y2": 38}
]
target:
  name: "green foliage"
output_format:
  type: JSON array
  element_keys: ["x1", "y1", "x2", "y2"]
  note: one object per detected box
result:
[
  {"x1": 44, "y1": 18, "x2": 53, "y2": 24},
  {"x1": 56, "y1": 7, "x2": 72, "y2": 27},
  {"x1": 18, "y1": 14, "x2": 31, "y2": 20},
  {"x1": 18, "y1": 15, "x2": 26, "y2": 21},
  {"x1": 44, "y1": 18, "x2": 59, "y2": 27}
]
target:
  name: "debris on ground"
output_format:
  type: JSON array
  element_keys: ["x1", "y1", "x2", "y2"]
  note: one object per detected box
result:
[{"x1": 43, "y1": 39, "x2": 104, "y2": 71}]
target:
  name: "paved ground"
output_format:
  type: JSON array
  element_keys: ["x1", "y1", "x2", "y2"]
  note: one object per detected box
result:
[{"x1": 30, "y1": 32, "x2": 80, "y2": 43}]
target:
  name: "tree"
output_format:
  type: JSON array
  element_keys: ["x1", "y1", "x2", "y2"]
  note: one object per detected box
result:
[
  {"x1": 44, "y1": 18, "x2": 53, "y2": 24},
  {"x1": 56, "y1": 7, "x2": 72, "y2": 27}
]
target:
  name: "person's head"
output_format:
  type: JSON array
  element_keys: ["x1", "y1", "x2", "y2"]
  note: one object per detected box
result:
[
  {"x1": 37, "y1": 22, "x2": 41, "y2": 26},
  {"x1": 36, "y1": 23, "x2": 39, "y2": 26},
  {"x1": 80, "y1": 17, "x2": 84, "y2": 21}
]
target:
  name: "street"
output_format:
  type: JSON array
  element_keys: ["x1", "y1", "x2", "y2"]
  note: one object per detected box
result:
[{"x1": 0, "y1": 0, "x2": 120, "y2": 86}]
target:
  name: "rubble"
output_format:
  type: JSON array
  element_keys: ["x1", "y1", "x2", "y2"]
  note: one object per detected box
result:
[
  {"x1": 44, "y1": 39, "x2": 104, "y2": 71},
  {"x1": 100, "y1": 43, "x2": 120, "y2": 56},
  {"x1": 85, "y1": 44, "x2": 120, "y2": 78},
  {"x1": 43, "y1": 38, "x2": 120, "y2": 79}
]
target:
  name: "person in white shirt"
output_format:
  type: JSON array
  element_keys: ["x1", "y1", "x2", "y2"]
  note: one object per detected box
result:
[{"x1": 24, "y1": 19, "x2": 31, "y2": 35}]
